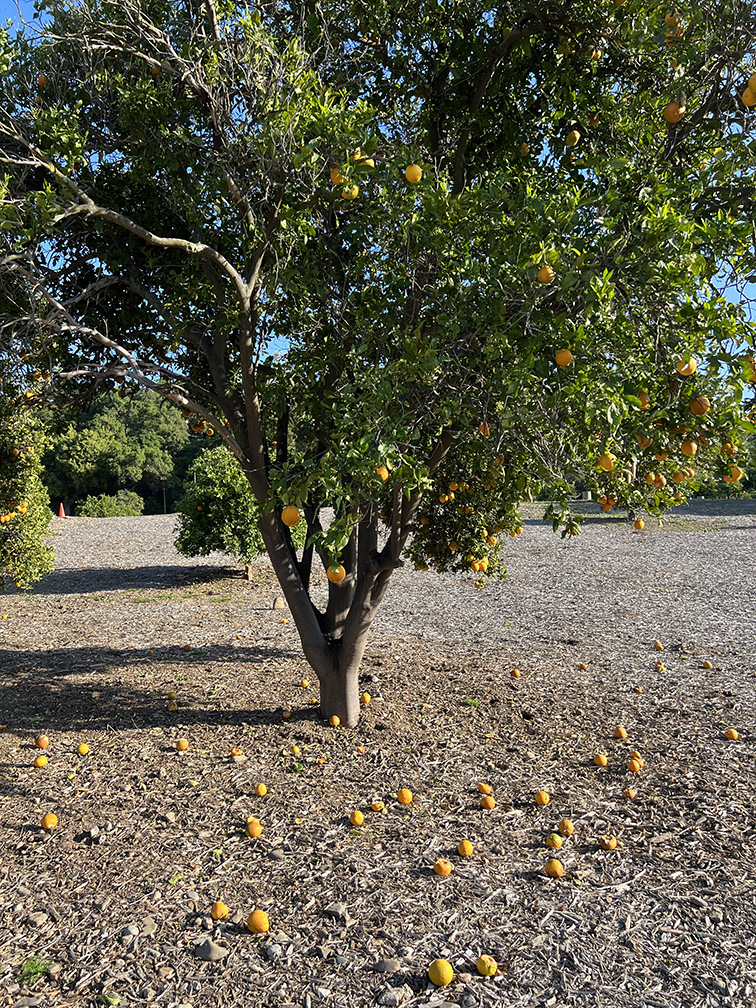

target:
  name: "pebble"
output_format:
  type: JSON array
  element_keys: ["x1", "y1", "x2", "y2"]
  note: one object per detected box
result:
[
  {"x1": 121, "y1": 925, "x2": 140, "y2": 937},
  {"x1": 25, "y1": 912, "x2": 49, "y2": 927},
  {"x1": 265, "y1": 944, "x2": 283, "y2": 960},
  {"x1": 193, "y1": 937, "x2": 228, "y2": 962},
  {"x1": 141, "y1": 917, "x2": 158, "y2": 937},
  {"x1": 377, "y1": 986, "x2": 413, "y2": 1007},
  {"x1": 374, "y1": 959, "x2": 402, "y2": 973},
  {"x1": 272, "y1": 596, "x2": 286, "y2": 610},
  {"x1": 269, "y1": 849, "x2": 286, "y2": 861}
]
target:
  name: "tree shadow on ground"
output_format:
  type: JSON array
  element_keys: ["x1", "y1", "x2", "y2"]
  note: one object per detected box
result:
[
  {"x1": 8, "y1": 563, "x2": 243, "y2": 596},
  {"x1": 0, "y1": 642, "x2": 311, "y2": 742}
]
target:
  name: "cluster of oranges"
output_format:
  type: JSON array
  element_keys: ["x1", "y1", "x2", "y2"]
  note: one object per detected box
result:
[
  {"x1": 0, "y1": 498, "x2": 28, "y2": 523},
  {"x1": 329, "y1": 151, "x2": 423, "y2": 202}
]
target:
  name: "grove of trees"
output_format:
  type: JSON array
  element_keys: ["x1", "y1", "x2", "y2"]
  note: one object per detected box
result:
[{"x1": 1, "y1": 0, "x2": 755, "y2": 721}]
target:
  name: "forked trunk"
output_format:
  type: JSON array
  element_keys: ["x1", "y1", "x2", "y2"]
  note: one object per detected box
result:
[{"x1": 316, "y1": 647, "x2": 363, "y2": 728}]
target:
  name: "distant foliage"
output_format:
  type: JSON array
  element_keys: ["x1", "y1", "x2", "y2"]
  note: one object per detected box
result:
[{"x1": 79, "y1": 489, "x2": 144, "y2": 517}]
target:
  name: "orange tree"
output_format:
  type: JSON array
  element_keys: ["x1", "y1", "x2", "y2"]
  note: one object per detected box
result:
[
  {"x1": 1, "y1": 0, "x2": 755, "y2": 721},
  {"x1": 0, "y1": 346, "x2": 54, "y2": 590}
]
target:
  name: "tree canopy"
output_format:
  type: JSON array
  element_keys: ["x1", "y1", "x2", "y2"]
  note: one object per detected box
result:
[{"x1": 1, "y1": 0, "x2": 755, "y2": 719}]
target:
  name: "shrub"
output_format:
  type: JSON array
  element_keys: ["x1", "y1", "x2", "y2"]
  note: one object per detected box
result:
[{"x1": 79, "y1": 489, "x2": 144, "y2": 517}]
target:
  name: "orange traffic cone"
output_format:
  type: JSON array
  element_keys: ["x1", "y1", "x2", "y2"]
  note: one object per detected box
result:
[{"x1": 58, "y1": 503, "x2": 66, "y2": 518}]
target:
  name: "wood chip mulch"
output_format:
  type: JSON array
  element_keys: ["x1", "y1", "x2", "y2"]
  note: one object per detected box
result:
[{"x1": 1, "y1": 504, "x2": 755, "y2": 1008}]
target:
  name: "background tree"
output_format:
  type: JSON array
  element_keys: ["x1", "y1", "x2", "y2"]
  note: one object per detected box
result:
[
  {"x1": 39, "y1": 389, "x2": 199, "y2": 514},
  {"x1": 0, "y1": 350, "x2": 53, "y2": 590},
  {"x1": 1, "y1": 1, "x2": 755, "y2": 722}
]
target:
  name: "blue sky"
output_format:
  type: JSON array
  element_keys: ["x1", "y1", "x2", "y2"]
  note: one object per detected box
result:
[{"x1": 1, "y1": 0, "x2": 35, "y2": 26}]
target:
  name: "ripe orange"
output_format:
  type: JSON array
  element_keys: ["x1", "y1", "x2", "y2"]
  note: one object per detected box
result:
[
  {"x1": 375, "y1": 465, "x2": 389, "y2": 482},
  {"x1": 41, "y1": 812, "x2": 58, "y2": 831},
  {"x1": 600, "y1": 835, "x2": 618, "y2": 850},
  {"x1": 281, "y1": 505, "x2": 301, "y2": 527},
  {"x1": 742, "y1": 87, "x2": 756, "y2": 107},
  {"x1": 627, "y1": 758, "x2": 642, "y2": 773},
  {"x1": 724, "y1": 728, "x2": 739, "y2": 741},
  {"x1": 476, "y1": 953, "x2": 497, "y2": 976},
  {"x1": 77, "y1": 743, "x2": 90, "y2": 756},
  {"x1": 428, "y1": 959, "x2": 454, "y2": 986},
  {"x1": 534, "y1": 790, "x2": 550, "y2": 806},
  {"x1": 329, "y1": 715, "x2": 340, "y2": 727},
  {"x1": 433, "y1": 858, "x2": 453, "y2": 876},
  {"x1": 231, "y1": 747, "x2": 243, "y2": 757},
  {"x1": 510, "y1": 668, "x2": 521, "y2": 679},
  {"x1": 663, "y1": 101, "x2": 686, "y2": 123},
  {"x1": 210, "y1": 900, "x2": 229, "y2": 920},
  {"x1": 544, "y1": 858, "x2": 564, "y2": 878},
  {"x1": 397, "y1": 788, "x2": 413, "y2": 805},
  {"x1": 341, "y1": 184, "x2": 359, "y2": 200},
  {"x1": 702, "y1": 660, "x2": 713, "y2": 670},
  {"x1": 537, "y1": 264, "x2": 555, "y2": 283},
  {"x1": 480, "y1": 795, "x2": 496, "y2": 810},
  {"x1": 558, "y1": 818, "x2": 575, "y2": 836},
  {"x1": 689, "y1": 396, "x2": 710, "y2": 416},
  {"x1": 327, "y1": 564, "x2": 346, "y2": 584},
  {"x1": 598, "y1": 453, "x2": 615, "y2": 472},
  {"x1": 457, "y1": 839, "x2": 474, "y2": 857},
  {"x1": 565, "y1": 129, "x2": 581, "y2": 146},
  {"x1": 675, "y1": 357, "x2": 697, "y2": 376},
  {"x1": 477, "y1": 782, "x2": 492, "y2": 795},
  {"x1": 175, "y1": 738, "x2": 189, "y2": 751},
  {"x1": 33, "y1": 754, "x2": 48, "y2": 768},
  {"x1": 555, "y1": 348, "x2": 573, "y2": 367},
  {"x1": 546, "y1": 832, "x2": 563, "y2": 849},
  {"x1": 360, "y1": 692, "x2": 371, "y2": 704},
  {"x1": 638, "y1": 391, "x2": 651, "y2": 409},
  {"x1": 680, "y1": 440, "x2": 697, "y2": 457},
  {"x1": 594, "y1": 753, "x2": 608, "y2": 767},
  {"x1": 350, "y1": 810, "x2": 364, "y2": 826},
  {"x1": 255, "y1": 783, "x2": 268, "y2": 797},
  {"x1": 655, "y1": 661, "x2": 666, "y2": 671},
  {"x1": 330, "y1": 167, "x2": 344, "y2": 185},
  {"x1": 629, "y1": 750, "x2": 643, "y2": 763},
  {"x1": 405, "y1": 164, "x2": 423, "y2": 183},
  {"x1": 247, "y1": 909, "x2": 269, "y2": 933},
  {"x1": 35, "y1": 735, "x2": 49, "y2": 749},
  {"x1": 371, "y1": 800, "x2": 385, "y2": 812},
  {"x1": 654, "y1": 640, "x2": 664, "y2": 651},
  {"x1": 245, "y1": 818, "x2": 263, "y2": 837},
  {"x1": 614, "y1": 726, "x2": 628, "y2": 740},
  {"x1": 623, "y1": 788, "x2": 637, "y2": 800},
  {"x1": 634, "y1": 519, "x2": 645, "y2": 531}
]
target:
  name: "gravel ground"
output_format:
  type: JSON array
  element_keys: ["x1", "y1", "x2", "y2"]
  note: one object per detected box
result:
[{"x1": 1, "y1": 504, "x2": 755, "y2": 1008}]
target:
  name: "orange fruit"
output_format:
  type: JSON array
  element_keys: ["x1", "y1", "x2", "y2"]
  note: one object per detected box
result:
[
  {"x1": 281, "y1": 505, "x2": 301, "y2": 527},
  {"x1": 565, "y1": 129, "x2": 581, "y2": 146},
  {"x1": 41, "y1": 812, "x2": 58, "y2": 831},
  {"x1": 510, "y1": 668, "x2": 521, "y2": 679},
  {"x1": 247, "y1": 909, "x2": 269, "y2": 933},
  {"x1": 546, "y1": 832, "x2": 563, "y2": 849},
  {"x1": 623, "y1": 788, "x2": 637, "y2": 800},
  {"x1": 35, "y1": 735, "x2": 49, "y2": 749},
  {"x1": 371, "y1": 800, "x2": 385, "y2": 812},
  {"x1": 634, "y1": 519, "x2": 645, "y2": 531},
  {"x1": 598, "y1": 453, "x2": 615, "y2": 472},
  {"x1": 341, "y1": 184, "x2": 359, "y2": 200},
  {"x1": 555, "y1": 348, "x2": 573, "y2": 367},
  {"x1": 350, "y1": 810, "x2": 364, "y2": 826},
  {"x1": 544, "y1": 858, "x2": 564, "y2": 878},
  {"x1": 534, "y1": 790, "x2": 550, "y2": 806},
  {"x1": 433, "y1": 858, "x2": 453, "y2": 876},
  {"x1": 600, "y1": 835, "x2": 618, "y2": 850},
  {"x1": 480, "y1": 795, "x2": 496, "y2": 810},
  {"x1": 175, "y1": 738, "x2": 189, "y2": 751},
  {"x1": 77, "y1": 743, "x2": 90, "y2": 756},
  {"x1": 330, "y1": 167, "x2": 344, "y2": 185},
  {"x1": 655, "y1": 661, "x2": 666, "y2": 671},
  {"x1": 255, "y1": 783, "x2": 268, "y2": 797},
  {"x1": 329, "y1": 715, "x2": 340, "y2": 727},
  {"x1": 360, "y1": 692, "x2": 371, "y2": 704},
  {"x1": 428, "y1": 959, "x2": 454, "y2": 986},
  {"x1": 578, "y1": 663, "x2": 588, "y2": 670},
  {"x1": 301, "y1": 679, "x2": 310, "y2": 688},
  {"x1": 724, "y1": 728, "x2": 739, "y2": 741},
  {"x1": 594, "y1": 753, "x2": 608, "y2": 767},
  {"x1": 33, "y1": 754, "x2": 48, "y2": 768},
  {"x1": 613, "y1": 726, "x2": 628, "y2": 740},
  {"x1": 689, "y1": 396, "x2": 710, "y2": 416},
  {"x1": 282, "y1": 710, "x2": 292, "y2": 720},
  {"x1": 476, "y1": 954, "x2": 498, "y2": 976},
  {"x1": 405, "y1": 164, "x2": 423, "y2": 183},
  {"x1": 356, "y1": 745, "x2": 366, "y2": 754},
  {"x1": 663, "y1": 101, "x2": 686, "y2": 123},
  {"x1": 633, "y1": 685, "x2": 643, "y2": 694},
  {"x1": 375, "y1": 465, "x2": 389, "y2": 482},
  {"x1": 675, "y1": 357, "x2": 697, "y2": 376},
  {"x1": 702, "y1": 660, "x2": 713, "y2": 670},
  {"x1": 210, "y1": 900, "x2": 229, "y2": 920},
  {"x1": 654, "y1": 640, "x2": 664, "y2": 651},
  {"x1": 457, "y1": 839, "x2": 474, "y2": 857},
  {"x1": 477, "y1": 782, "x2": 492, "y2": 795},
  {"x1": 245, "y1": 818, "x2": 263, "y2": 837},
  {"x1": 327, "y1": 564, "x2": 346, "y2": 584},
  {"x1": 627, "y1": 758, "x2": 642, "y2": 773},
  {"x1": 629, "y1": 750, "x2": 643, "y2": 763},
  {"x1": 397, "y1": 788, "x2": 413, "y2": 805},
  {"x1": 638, "y1": 391, "x2": 651, "y2": 409},
  {"x1": 537, "y1": 264, "x2": 555, "y2": 283},
  {"x1": 680, "y1": 440, "x2": 697, "y2": 457},
  {"x1": 558, "y1": 818, "x2": 575, "y2": 836}
]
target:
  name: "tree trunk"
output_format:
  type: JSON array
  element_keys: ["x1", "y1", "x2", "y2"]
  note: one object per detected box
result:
[{"x1": 317, "y1": 647, "x2": 362, "y2": 728}]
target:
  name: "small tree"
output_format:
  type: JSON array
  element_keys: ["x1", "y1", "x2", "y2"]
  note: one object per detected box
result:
[
  {"x1": 79, "y1": 488, "x2": 145, "y2": 516},
  {"x1": 175, "y1": 446, "x2": 265, "y2": 577},
  {"x1": 0, "y1": 361, "x2": 53, "y2": 590},
  {"x1": 1, "y1": 2, "x2": 755, "y2": 721}
]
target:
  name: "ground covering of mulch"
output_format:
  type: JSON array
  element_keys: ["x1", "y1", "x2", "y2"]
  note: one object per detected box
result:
[{"x1": 1, "y1": 503, "x2": 756, "y2": 1008}]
